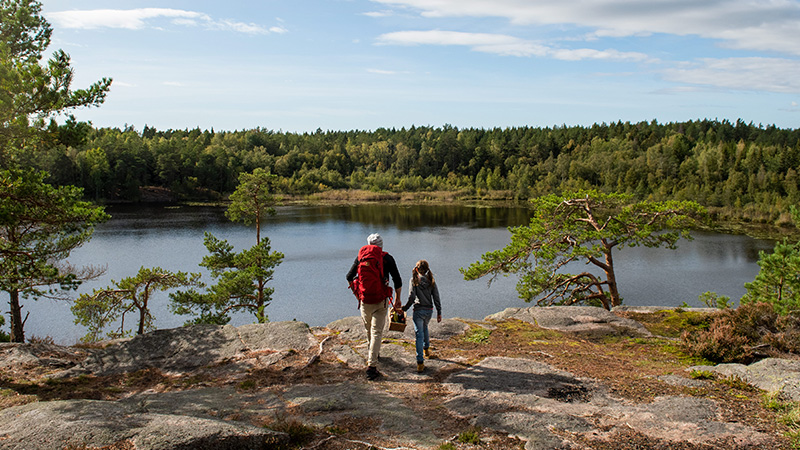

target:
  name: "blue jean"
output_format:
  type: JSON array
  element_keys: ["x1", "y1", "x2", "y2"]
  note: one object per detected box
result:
[{"x1": 412, "y1": 308, "x2": 433, "y2": 363}]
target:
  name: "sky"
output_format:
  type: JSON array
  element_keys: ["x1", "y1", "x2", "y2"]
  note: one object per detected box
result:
[{"x1": 39, "y1": 0, "x2": 800, "y2": 133}]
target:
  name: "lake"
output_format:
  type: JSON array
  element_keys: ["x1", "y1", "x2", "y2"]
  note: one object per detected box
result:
[{"x1": 3, "y1": 203, "x2": 774, "y2": 344}]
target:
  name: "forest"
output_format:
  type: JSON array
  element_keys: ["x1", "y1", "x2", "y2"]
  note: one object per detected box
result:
[{"x1": 16, "y1": 117, "x2": 800, "y2": 226}]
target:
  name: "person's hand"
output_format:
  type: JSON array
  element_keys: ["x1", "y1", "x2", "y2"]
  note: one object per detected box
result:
[{"x1": 437, "y1": 314, "x2": 442, "y2": 323}]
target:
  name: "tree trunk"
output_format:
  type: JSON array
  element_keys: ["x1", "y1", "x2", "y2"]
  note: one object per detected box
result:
[
  {"x1": 9, "y1": 289, "x2": 25, "y2": 342},
  {"x1": 137, "y1": 307, "x2": 146, "y2": 335},
  {"x1": 256, "y1": 277, "x2": 267, "y2": 323},
  {"x1": 137, "y1": 293, "x2": 147, "y2": 335},
  {"x1": 604, "y1": 249, "x2": 621, "y2": 309}
]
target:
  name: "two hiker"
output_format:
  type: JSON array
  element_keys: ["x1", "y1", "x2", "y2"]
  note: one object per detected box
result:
[{"x1": 346, "y1": 233, "x2": 442, "y2": 379}]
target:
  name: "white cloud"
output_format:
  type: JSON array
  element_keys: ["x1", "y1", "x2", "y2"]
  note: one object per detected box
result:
[
  {"x1": 367, "y1": 68, "x2": 398, "y2": 75},
  {"x1": 377, "y1": 30, "x2": 649, "y2": 61},
  {"x1": 363, "y1": 10, "x2": 394, "y2": 18},
  {"x1": 47, "y1": 8, "x2": 279, "y2": 35},
  {"x1": 549, "y1": 48, "x2": 649, "y2": 62},
  {"x1": 47, "y1": 8, "x2": 206, "y2": 30},
  {"x1": 377, "y1": 30, "x2": 547, "y2": 57},
  {"x1": 663, "y1": 57, "x2": 800, "y2": 94},
  {"x1": 370, "y1": 0, "x2": 800, "y2": 56}
]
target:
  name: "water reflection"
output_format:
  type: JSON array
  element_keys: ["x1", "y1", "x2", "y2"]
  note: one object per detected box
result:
[
  {"x1": 268, "y1": 204, "x2": 532, "y2": 229},
  {"x1": 3, "y1": 203, "x2": 771, "y2": 344}
]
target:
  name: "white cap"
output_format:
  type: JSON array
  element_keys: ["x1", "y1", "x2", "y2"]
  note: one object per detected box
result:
[{"x1": 367, "y1": 233, "x2": 383, "y2": 248}]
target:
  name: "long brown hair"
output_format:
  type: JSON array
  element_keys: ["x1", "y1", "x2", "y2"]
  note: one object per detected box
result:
[{"x1": 411, "y1": 260, "x2": 434, "y2": 286}]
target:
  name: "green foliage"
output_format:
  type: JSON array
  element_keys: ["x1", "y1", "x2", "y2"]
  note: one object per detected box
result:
[
  {"x1": 437, "y1": 443, "x2": 457, "y2": 450},
  {"x1": 171, "y1": 232, "x2": 284, "y2": 324},
  {"x1": 762, "y1": 389, "x2": 800, "y2": 444},
  {"x1": 622, "y1": 309, "x2": 712, "y2": 339},
  {"x1": 457, "y1": 426, "x2": 482, "y2": 444},
  {"x1": 699, "y1": 291, "x2": 732, "y2": 309},
  {"x1": 462, "y1": 327, "x2": 492, "y2": 344},
  {"x1": 462, "y1": 190, "x2": 705, "y2": 309},
  {"x1": 0, "y1": 167, "x2": 108, "y2": 342},
  {"x1": 0, "y1": 315, "x2": 9, "y2": 342},
  {"x1": 1, "y1": 0, "x2": 111, "y2": 342},
  {"x1": 171, "y1": 169, "x2": 284, "y2": 324},
  {"x1": 688, "y1": 369, "x2": 716, "y2": 380},
  {"x1": 0, "y1": 0, "x2": 111, "y2": 166},
  {"x1": 72, "y1": 266, "x2": 201, "y2": 342},
  {"x1": 743, "y1": 206, "x2": 800, "y2": 315},
  {"x1": 718, "y1": 375, "x2": 757, "y2": 391},
  {"x1": 225, "y1": 168, "x2": 279, "y2": 239},
  {"x1": 8, "y1": 119, "x2": 800, "y2": 229},
  {"x1": 743, "y1": 239, "x2": 800, "y2": 315}
]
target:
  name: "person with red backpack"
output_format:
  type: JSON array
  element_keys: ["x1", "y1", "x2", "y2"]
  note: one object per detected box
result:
[{"x1": 346, "y1": 233, "x2": 402, "y2": 380}]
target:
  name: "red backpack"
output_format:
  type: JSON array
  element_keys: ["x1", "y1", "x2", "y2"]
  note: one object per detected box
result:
[{"x1": 350, "y1": 245, "x2": 392, "y2": 304}]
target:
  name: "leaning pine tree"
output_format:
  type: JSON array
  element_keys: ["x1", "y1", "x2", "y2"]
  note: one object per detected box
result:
[{"x1": 462, "y1": 190, "x2": 706, "y2": 310}]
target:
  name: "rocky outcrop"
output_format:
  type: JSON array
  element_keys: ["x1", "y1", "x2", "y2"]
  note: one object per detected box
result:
[
  {"x1": 1, "y1": 306, "x2": 797, "y2": 449},
  {"x1": 443, "y1": 356, "x2": 775, "y2": 449},
  {"x1": 689, "y1": 358, "x2": 800, "y2": 402},
  {"x1": 57, "y1": 320, "x2": 318, "y2": 377},
  {"x1": 326, "y1": 315, "x2": 472, "y2": 341},
  {"x1": 487, "y1": 305, "x2": 652, "y2": 338},
  {"x1": 0, "y1": 399, "x2": 287, "y2": 450}
]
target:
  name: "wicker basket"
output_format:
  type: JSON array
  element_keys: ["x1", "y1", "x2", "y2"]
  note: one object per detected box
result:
[{"x1": 389, "y1": 310, "x2": 406, "y2": 332}]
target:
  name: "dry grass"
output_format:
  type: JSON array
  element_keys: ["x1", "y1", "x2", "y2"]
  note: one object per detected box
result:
[
  {"x1": 1, "y1": 313, "x2": 797, "y2": 449},
  {"x1": 283, "y1": 188, "x2": 522, "y2": 206}
]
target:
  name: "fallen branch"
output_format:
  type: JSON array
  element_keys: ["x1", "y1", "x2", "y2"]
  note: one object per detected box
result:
[
  {"x1": 307, "y1": 434, "x2": 415, "y2": 450},
  {"x1": 302, "y1": 335, "x2": 333, "y2": 370}
]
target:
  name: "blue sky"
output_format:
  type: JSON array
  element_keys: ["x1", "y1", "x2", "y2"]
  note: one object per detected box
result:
[{"x1": 41, "y1": 0, "x2": 800, "y2": 133}]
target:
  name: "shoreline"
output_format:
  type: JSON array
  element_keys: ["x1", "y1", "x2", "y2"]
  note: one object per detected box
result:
[{"x1": 167, "y1": 188, "x2": 797, "y2": 241}]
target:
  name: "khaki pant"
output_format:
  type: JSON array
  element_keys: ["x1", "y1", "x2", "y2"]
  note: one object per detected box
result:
[{"x1": 360, "y1": 300, "x2": 388, "y2": 367}]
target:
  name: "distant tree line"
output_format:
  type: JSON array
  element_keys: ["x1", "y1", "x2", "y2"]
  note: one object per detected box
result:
[{"x1": 16, "y1": 118, "x2": 800, "y2": 224}]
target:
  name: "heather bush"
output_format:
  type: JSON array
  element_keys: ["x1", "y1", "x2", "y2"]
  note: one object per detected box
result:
[
  {"x1": 681, "y1": 302, "x2": 800, "y2": 363},
  {"x1": 681, "y1": 317, "x2": 752, "y2": 363},
  {"x1": 765, "y1": 312, "x2": 800, "y2": 353}
]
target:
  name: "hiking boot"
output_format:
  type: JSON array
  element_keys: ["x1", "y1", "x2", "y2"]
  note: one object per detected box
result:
[
  {"x1": 366, "y1": 366, "x2": 381, "y2": 380},
  {"x1": 424, "y1": 348, "x2": 435, "y2": 359},
  {"x1": 417, "y1": 362, "x2": 424, "y2": 373}
]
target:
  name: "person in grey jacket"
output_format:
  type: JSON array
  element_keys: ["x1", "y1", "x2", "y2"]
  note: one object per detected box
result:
[{"x1": 401, "y1": 260, "x2": 442, "y2": 373}]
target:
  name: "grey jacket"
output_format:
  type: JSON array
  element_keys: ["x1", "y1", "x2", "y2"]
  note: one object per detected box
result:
[{"x1": 402, "y1": 275, "x2": 441, "y2": 315}]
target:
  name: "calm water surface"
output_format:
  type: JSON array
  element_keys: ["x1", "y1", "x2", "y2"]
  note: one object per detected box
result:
[{"x1": 5, "y1": 204, "x2": 773, "y2": 344}]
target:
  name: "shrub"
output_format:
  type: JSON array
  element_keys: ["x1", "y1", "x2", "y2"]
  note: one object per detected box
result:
[
  {"x1": 457, "y1": 426, "x2": 481, "y2": 444},
  {"x1": 27, "y1": 334, "x2": 55, "y2": 344},
  {"x1": 699, "y1": 291, "x2": 732, "y2": 309},
  {"x1": 462, "y1": 327, "x2": 491, "y2": 344},
  {"x1": 266, "y1": 416, "x2": 316, "y2": 446},
  {"x1": 765, "y1": 312, "x2": 800, "y2": 353},
  {"x1": 763, "y1": 392, "x2": 800, "y2": 446},
  {"x1": 0, "y1": 317, "x2": 9, "y2": 342},
  {"x1": 680, "y1": 302, "x2": 800, "y2": 363},
  {"x1": 681, "y1": 317, "x2": 752, "y2": 363},
  {"x1": 688, "y1": 369, "x2": 716, "y2": 380}
]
